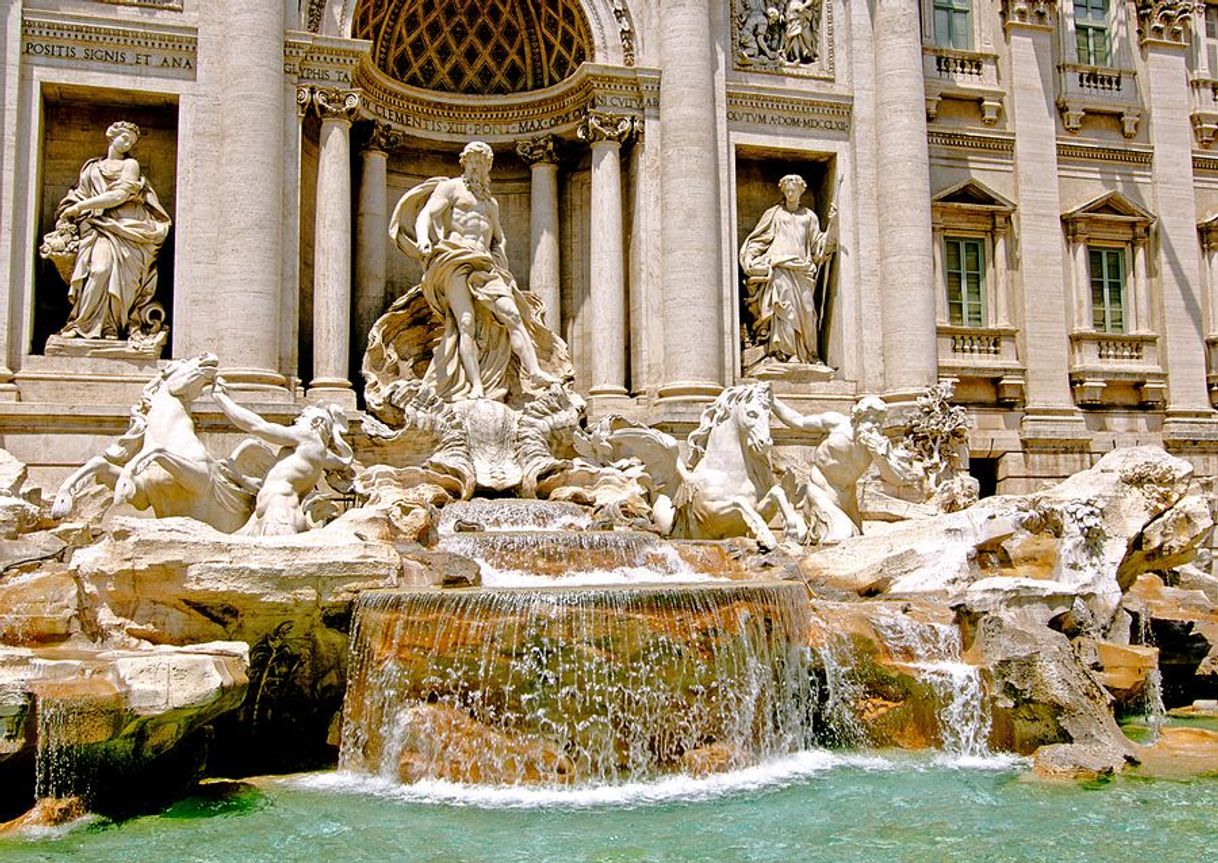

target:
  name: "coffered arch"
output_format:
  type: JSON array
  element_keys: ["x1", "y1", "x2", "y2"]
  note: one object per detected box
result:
[{"x1": 305, "y1": 0, "x2": 639, "y2": 72}]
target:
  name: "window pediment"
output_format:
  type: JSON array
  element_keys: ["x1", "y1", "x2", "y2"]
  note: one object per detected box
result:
[{"x1": 1063, "y1": 191, "x2": 1155, "y2": 240}]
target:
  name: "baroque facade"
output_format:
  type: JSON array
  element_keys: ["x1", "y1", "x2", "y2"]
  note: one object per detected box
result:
[{"x1": 2, "y1": 0, "x2": 1218, "y2": 497}]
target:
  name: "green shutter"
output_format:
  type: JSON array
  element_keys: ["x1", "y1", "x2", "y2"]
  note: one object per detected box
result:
[
  {"x1": 944, "y1": 237, "x2": 986, "y2": 327},
  {"x1": 1089, "y1": 246, "x2": 1126, "y2": 333},
  {"x1": 933, "y1": 0, "x2": 973, "y2": 51},
  {"x1": 1074, "y1": 0, "x2": 1110, "y2": 65}
]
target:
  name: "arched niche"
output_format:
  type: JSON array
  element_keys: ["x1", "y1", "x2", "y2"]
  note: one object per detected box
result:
[{"x1": 303, "y1": 0, "x2": 638, "y2": 71}]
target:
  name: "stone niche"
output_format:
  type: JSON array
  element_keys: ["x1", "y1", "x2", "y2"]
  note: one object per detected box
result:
[
  {"x1": 33, "y1": 85, "x2": 178, "y2": 356},
  {"x1": 734, "y1": 148, "x2": 838, "y2": 376}
]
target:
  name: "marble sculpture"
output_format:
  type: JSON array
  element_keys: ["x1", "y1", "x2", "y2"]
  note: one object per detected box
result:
[
  {"x1": 772, "y1": 394, "x2": 922, "y2": 543},
  {"x1": 39, "y1": 121, "x2": 172, "y2": 357},
  {"x1": 740, "y1": 174, "x2": 836, "y2": 368}
]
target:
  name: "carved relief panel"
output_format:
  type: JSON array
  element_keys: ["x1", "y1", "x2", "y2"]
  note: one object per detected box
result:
[{"x1": 733, "y1": 0, "x2": 834, "y2": 79}]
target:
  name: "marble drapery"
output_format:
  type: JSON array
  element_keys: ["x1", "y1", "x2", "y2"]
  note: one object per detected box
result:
[{"x1": 55, "y1": 159, "x2": 171, "y2": 340}]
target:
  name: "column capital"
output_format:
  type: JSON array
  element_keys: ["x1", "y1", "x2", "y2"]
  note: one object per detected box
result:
[
  {"x1": 364, "y1": 120, "x2": 402, "y2": 154},
  {"x1": 1134, "y1": 0, "x2": 1204, "y2": 47},
  {"x1": 1001, "y1": 0, "x2": 1057, "y2": 30},
  {"x1": 297, "y1": 86, "x2": 362, "y2": 123},
  {"x1": 516, "y1": 134, "x2": 558, "y2": 166},
  {"x1": 577, "y1": 110, "x2": 642, "y2": 146}
]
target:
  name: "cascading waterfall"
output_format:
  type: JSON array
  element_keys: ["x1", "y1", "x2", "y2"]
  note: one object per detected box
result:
[
  {"x1": 873, "y1": 614, "x2": 991, "y2": 758},
  {"x1": 339, "y1": 582, "x2": 815, "y2": 786},
  {"x1": 439, "y1": 499, "x2": 592, "y2": 534},
  {"x1": 438, "y1": 531, "x2": 691, "y2": 578},
  {"x1": 806, "y1": 613, "x2": 868, "y2": 748},
  {"x1": 1134, "y1": 608, "x2": 1167, "y2": 742}
]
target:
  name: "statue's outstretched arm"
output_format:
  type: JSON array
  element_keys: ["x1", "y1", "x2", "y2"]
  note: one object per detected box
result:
[
  {"x1": 213, "y1": 381, "x2": 299, "y2": 448},
  {"x1": 772, "y1": 396, "x2": 837, "y2": 433}
]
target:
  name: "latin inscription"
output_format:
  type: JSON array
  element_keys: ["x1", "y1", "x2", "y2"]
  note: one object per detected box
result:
[
  {"x1": 22, "y1": 37, "x2": 194, "y2": 74},
  {"x1": 727, "y1": 110, "x2": 849, "y2": 133}
]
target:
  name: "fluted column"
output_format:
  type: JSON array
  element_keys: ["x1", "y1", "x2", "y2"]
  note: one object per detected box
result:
[
  {"x1": 1003, "y1": 1, "x2": 1086, "y2": 437},
  {"x1": 658, "y1": 0, "x2": 724, "y2": 401},
  {"x1": 306, "y1": 88, "x2": 359, "y2": 409},
  {"x1": 874, "y1": 0, "x2": 937, "y2": 395},
  {"x1": 212, "y1": 0, "x2": 286, "y2": 393},
  {"x1": 355, "y1": 122, "x2": 398, "y2": 361},
  {"x1": 1136, "y1": 4, "x2": 1212, "y2": 422},
  {"x1": 516, "y1": 135, "x2": 562, "y2": 332},
  {"x1": 579, "y1": 113, "x2": 637, "y2": 399}
]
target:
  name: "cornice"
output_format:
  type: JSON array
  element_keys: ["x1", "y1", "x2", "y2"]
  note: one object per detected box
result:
[
  {"x1": 927, "y1": 130, "x2": 1016, "y2": 154},
  {"x1": 1057, "y1": 141, "x2": 1154, "y2": 165},
  {"x1": 354, "y1": 60, "x2": 659, "y2": 143}
]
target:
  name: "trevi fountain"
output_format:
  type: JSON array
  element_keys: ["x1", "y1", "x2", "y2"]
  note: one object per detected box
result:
[{"x1": 2, "y1": 1, "x2": 1218, "y2": 861}]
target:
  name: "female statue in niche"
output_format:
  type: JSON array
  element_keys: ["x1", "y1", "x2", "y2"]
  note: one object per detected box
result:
[
  {"x1": 739, "y1": 173, "x2": 836, "y2": 367},
  {"x1": 41, "y1": 121, "x2": 172, "y2": 350}
]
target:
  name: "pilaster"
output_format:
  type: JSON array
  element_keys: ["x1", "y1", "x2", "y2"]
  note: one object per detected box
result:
[
  {"x1": 210, "y1": 0, "x2": 288, "y2": 395},
  {"x1": 304, "y1": 87, "x2": 360, "y2": 409},
  {"x1": 874, "y1": 0, "x2": 938, "y2": 398},
  {"x1": 657, "y1": 0, "x2": 725, "y2": 402},
  {"x1": 1004, "y1": 2, "x2": 1090, "y2": 444},
  {"x1": 1137, "y1": 1, "x2": 1215, "y2": 431},
  {"x1": 579, "y1": 112, "x2": 639, "y2": 403},
  {"x1": 355, "y1": 121, "x2": 399, "y2": 364},
  {"x1": 516, "y1": 134, "x2": 562, "y2": 333}
]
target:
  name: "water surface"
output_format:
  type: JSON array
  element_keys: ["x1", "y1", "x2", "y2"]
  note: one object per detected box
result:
[{"x1": 3, "y1": 751, "x2": 1217, "y2": 863}]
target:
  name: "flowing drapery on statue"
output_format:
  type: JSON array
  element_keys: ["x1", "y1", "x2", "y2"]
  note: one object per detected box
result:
[
  {"x1": 377, "y1": 145, "x2": 571, "y2": 408},
  {"x1": 739, "y1": 174, "x2": 834, "y2": 367},
  {"x1": 363, "y1": 143, "x2": 582, "y2": 499},
  {"x1": 40, "y1": 122, "x2": 171, "y2": 349}
]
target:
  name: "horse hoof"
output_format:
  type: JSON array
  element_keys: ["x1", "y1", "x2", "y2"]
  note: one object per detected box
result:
[{"x1": 50, "y1": 496, "x2": 72, "y2": 520}]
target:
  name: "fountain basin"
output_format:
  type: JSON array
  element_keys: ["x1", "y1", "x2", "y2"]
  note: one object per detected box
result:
[{"x1": 339, "y1": 582, "x2": 814, "y2": 786}]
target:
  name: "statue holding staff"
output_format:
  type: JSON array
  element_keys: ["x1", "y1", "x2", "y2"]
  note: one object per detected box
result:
[{"x1": 740, "y1": 173, "x2": 837, "y2": 367}]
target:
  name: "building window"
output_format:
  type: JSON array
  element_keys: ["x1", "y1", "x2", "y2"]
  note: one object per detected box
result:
[
  {"x1": 1089, "y1": 246, "x2": 1126, "y2": 332},
  {"x1": 933, "y1": 0, "x2": 973, "y2": 51},
  {"x1": 944, "y1": 236, "x2": 986, "y2": 327},
  {"x1": 1074, "y1": 0, "x2": 1110, "y2": 66},
  {"x1": 1204, "y1": 4, "x2": 1218, "y2": 75}
]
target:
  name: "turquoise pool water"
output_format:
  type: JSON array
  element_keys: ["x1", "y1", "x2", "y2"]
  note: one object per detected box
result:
[{"x1": 3, "y1": 751, "x2": 1217, "y2": 863}]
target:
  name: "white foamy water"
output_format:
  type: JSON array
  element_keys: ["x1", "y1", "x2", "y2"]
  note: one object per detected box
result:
[
  {"x1": 286, "y1": 749, "x2": 1024, "y2": 810},
  {"x1": 873, "y1": 615, "x2": 993, "y2": 759},
  {"x1": 479, "y1": 566, "x2": 722, "y2": 587}
]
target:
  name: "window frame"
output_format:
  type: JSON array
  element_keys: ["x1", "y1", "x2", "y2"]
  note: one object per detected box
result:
[
  {"x1": 1074, "y1": 0, "x2": 1111, "y2": 66},
  {"x1": 943, "y1": 235, "x2": 987, "y2": 327},
  {"x1": 932, "y1": 0, "x2": 974, "y2": 51},
  {"x1": 1088, "y1": 245, "x2": 1127, "y2": 333}
]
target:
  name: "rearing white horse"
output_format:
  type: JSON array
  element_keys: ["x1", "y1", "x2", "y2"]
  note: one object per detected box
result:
[
  {"x1": 51, "y1": 353, "x2": 265, "y2": 532},
  {"x1": 607, "y1": 382, "x2": 806, "y2": 549}
]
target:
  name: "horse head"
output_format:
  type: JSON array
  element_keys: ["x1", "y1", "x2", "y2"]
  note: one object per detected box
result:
[
  {"x1": 159, "y1": 353, "x2": 219, "y2": 402},
  {"x1": 687, "y1": 381, "x2": 773, "y2": 469}
]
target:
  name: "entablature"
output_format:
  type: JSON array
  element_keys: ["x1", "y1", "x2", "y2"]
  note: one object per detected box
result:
[{"x1": 353, "y1": 60, "x2": 659, "y2": 145}]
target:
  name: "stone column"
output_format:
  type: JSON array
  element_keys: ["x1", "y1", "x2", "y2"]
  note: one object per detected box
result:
[
  {"x1": 1136, "y1": 5, "x2": 1213, "y2": 424},
  {"x1": 874, "y1": 0, "x2": 938, "y2": 395},
  {"x1": 1133, "y1": 227, "x2": 1151, "y2": 334},
  {"x1": 931, "y1": 221, "x2": 946, "y2": 323},
  {"x1": 306, "y1": 88, "x2": 360, "y2": 409},
  {"x1": 1069, "y1": 227, "x2": 1091, "y2": 331},
  {"x1": 993, "y1": 215, "x2": 1011, "y2": 327},
  {"x1": 658, "y1": 0, "x2": 724, "y2": 401},
  {"x1": 212, "y1": 0, "x2": 286, "y2": 394},
  {"x1": 355, "y1": 122, "x2": 398, "y2": 362},
  {"x1": 516, "y1": 135, "x2": 562, "y2": 332},
  {"x1": 579, "y1": 113, "x2": 637, "y2": 400},
  {"x1": 1003, "y1": 1, "x2": 1086, "y2": 437}
]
